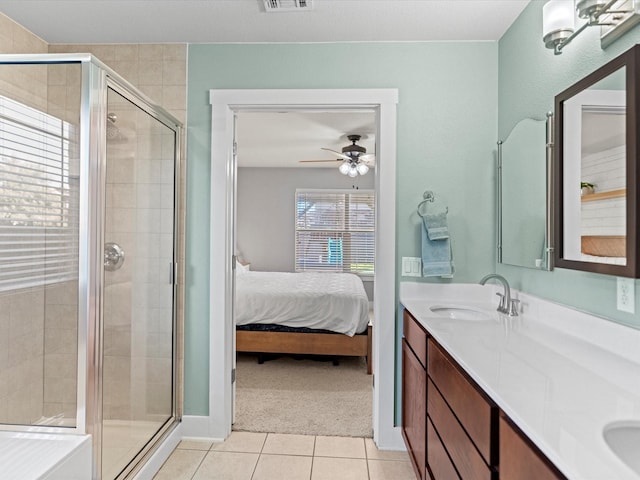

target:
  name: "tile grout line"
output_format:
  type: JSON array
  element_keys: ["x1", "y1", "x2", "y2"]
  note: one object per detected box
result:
[
  {"x1": 248, "y1": 433, "x2": 269, "y2": 480},
  {"x1": 310, "y1": 435, "x2": 317, "y2": 480},
  {"x1": 363, "y1": 438, "x2": 371, "y2": 480},
  {"x1": 187, "y1": 447, "x2": 209, "y2": 480}
]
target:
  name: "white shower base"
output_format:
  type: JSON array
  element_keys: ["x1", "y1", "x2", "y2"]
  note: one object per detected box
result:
[
  {"x1": 34, "y1": 415, "x2": 168, "y2": 480},
  {"x1": 0, "y1": 430, "x2": 91, "y2": 480}
]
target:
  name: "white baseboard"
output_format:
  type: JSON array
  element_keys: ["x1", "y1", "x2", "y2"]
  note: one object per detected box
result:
[
  {"x1": 132, "y1": 423, "x2": 182, "y2": 480},
  {"x1": 376, "y1": 426, "x2": 405, "y2": 451},
  {"x1": 181, "y1": 415, "x2": 210, "y2": 438},
  {"x1": 180, "y1": 415, "x2": 227, "y2": 442}
]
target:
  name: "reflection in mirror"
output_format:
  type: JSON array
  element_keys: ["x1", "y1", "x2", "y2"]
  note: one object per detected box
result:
[
  {"x1": 498, "y1": 117, "x2": 551, "y2": 270},
  {"x1": 562, "y1": 67, "x2": 626, "y2": 265}
]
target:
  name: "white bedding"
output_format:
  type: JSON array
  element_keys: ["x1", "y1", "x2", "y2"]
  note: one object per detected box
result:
[{"x1": 235, "y1": 271, "x2": 370, "y2": 336}]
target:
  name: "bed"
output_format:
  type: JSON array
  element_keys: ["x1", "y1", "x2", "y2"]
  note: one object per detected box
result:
[{"x1": 235, "y1": 269, "x2": 372, "y2": 374}]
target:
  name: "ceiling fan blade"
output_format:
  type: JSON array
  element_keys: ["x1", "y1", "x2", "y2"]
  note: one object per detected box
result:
[
  {"x1": 299, "y1": 159, "x2": 342, "y2": 163},
  {"x1": 321, "y1": 147, "x2": 351, "y2": 160}
]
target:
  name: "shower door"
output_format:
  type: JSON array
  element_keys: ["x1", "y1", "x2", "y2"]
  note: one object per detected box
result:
[{"x1": 101, "y1": 85, "x2": 177, "y2": 480}]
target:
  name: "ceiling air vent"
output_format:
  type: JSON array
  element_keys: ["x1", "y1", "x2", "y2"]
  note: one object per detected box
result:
[{"x1": 262, "y1": 0, "x2": 313, "y2": 12}]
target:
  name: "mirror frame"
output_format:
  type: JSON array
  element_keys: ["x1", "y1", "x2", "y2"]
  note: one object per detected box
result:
[{"x1": 554, "y1": 45, "x2": 640, "y2": 277}]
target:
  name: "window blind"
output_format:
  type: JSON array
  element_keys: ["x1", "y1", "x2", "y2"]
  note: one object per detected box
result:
[
  {"x1": 0, "y1": 95, "x2": 79, "y2": 293},
  {"x1": 295, "y1": 189, "x2": 375, "y2": 275}
]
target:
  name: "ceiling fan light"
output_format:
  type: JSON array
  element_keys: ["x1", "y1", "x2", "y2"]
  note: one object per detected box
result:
[
  {"x1": 339, "y1": 161, "x2": 351, "y2": 175},
  {"x1": 347, "y1": 166, "x2": 358, "y2": 177},
  {"x1": 356, "y1": 163, "x2": 369, "y2": 175}
]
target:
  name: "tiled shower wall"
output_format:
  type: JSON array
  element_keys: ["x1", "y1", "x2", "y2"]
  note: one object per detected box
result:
[
  {"x1": 0, "y1": 11, "x2": 187, "y2": 425},
  {"x1": 49, "y1": 43, "x2": 187, "y2": 422},
  {"x1": 0, "y1": 13, "x2": 50, "y2": 425}
]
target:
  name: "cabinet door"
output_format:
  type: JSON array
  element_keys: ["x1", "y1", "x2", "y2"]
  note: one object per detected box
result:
[
  {"x1": 402, "y1": 340, "x2": 427, "y2": 480},
  {"x1": 427, "y1": 416, "x2": 461, "y2": 480},
  {"x1": 499, "y1": 416, "x2": 566, "y2": 480},
  {"x1": 427, "y1": 338, "x2": 495, "y2": 465},
  {"x1": 428, "y1": 379, "x2": 492, "y2": 480}
]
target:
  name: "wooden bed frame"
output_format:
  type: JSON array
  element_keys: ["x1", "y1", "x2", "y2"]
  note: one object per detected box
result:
[{"x1": 236, "y1": 323, "x2": 372, "y2": 374}]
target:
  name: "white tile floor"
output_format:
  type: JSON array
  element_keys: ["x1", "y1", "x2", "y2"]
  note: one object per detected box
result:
[{"x1": 153, "y1": 432, "x2": 415, "y2": 480}]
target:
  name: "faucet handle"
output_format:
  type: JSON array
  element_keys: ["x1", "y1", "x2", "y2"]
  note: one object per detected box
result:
[
  {"x1": 495, "y1": 292, "x2": 506, "y2": 312},
  {"x1": 509, "y1": 298, "x2": 520, "y2": 316}
]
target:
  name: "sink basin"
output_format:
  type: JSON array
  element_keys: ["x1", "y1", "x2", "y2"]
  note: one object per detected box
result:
[
  {"x1": 429, "y1": 305, "x2": 492, "y2": 321},
  {"x1": 603, "y1": 421, "x2": 640, "y2": 475}
]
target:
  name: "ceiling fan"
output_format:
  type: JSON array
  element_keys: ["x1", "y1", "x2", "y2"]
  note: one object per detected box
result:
[{"x1": 300, "y1": 134, "x2": 375, "y2": 177}]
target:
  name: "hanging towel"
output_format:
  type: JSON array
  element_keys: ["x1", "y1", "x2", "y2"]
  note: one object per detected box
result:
[
  {"x1": 421, "y1": 218, "x2": 454, "y2": 277},
  {"x1": 423, "y1": 210, "x2": 449, "y2": 240},
  {"x1": 417, "y1": 193, "x2": 449, "y2": 241}
]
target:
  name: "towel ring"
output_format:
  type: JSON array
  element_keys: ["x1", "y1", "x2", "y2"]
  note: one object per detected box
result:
[{"x1": 417, "y1": 190, "x2": 448, "y2": 217}]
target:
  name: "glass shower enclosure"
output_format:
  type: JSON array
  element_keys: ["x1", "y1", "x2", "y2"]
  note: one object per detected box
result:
[{"x1": 0, "y1": 54, "x2": 182, "y2": 480}]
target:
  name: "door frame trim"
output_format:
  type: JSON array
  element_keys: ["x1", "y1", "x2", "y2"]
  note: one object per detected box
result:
[{"x1": 208, "y1": 88, "x2": 402, "y2": 449}]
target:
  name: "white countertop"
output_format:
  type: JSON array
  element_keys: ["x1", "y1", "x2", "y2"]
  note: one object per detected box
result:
[{"x1": 400, "y1": 282, "x2": 640, "y2": 480}]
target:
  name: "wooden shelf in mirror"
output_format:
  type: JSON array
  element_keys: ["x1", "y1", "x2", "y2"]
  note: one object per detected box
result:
[
  {"x1": 581, "y1": 188, "x2": 626, "y2": 202},
  {"x1": 581, "y1": 235, "x2": 626, "y2": 258}
]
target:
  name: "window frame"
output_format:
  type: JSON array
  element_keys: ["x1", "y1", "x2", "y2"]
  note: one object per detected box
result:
[{"x1": 294, "y1": 188, "x2": 375, "y2": 276}]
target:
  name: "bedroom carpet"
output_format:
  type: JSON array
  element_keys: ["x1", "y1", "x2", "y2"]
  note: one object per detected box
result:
[{"x1": 233, "y1": 354, "x2": 373, "y2": 438}]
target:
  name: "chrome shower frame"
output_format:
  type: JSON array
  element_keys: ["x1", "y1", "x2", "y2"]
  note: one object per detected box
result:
[{"x1": 0, "y1": 53, "x2": 183, "y2": 479}]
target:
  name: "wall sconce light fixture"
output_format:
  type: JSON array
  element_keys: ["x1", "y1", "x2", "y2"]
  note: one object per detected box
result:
[{"x1": 543, "y1": 0, "x2": 640, "y2": 54}]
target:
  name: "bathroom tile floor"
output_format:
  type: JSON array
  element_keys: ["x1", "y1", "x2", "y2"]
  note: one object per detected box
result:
[{"x1": 153, "y1": 431, "x2": 414, "y2": 480}]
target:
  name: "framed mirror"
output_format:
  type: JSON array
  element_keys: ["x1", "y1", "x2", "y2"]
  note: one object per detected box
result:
[
  {"x1": 498, "y1": 115, "x2": 553, "y2": 270},
  {"x1": 554, "y1": 45, "x2": 639, "y2": 277}
]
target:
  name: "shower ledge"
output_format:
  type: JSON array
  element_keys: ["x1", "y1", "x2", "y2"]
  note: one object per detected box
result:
[{"x1": 0, "y1": 431, "x2": 91, "y2": 480}]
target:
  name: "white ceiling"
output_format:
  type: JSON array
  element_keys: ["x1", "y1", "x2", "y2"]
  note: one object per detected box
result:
[
  {"x1": 0, "y1": 0, "x2": 529, "y2": 44},
  {"x1": 0, "y1": 0, "x2": 530, "y2": 169},
  {"x1": 236, "y1": 111, "x2": 376, "y2": 168}
]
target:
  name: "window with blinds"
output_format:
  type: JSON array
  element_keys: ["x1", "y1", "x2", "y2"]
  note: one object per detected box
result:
[
  {"x1": 295, "y1": 189, "x2": 375, "y2": 275},
  {"x1": 0, "y1": 95, "x2": 79, "y2": 293}
]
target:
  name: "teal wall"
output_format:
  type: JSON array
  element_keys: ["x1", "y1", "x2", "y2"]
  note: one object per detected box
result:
[
  {"x1": 185, "y1": 42, "x2": 498, "y2": 415},
  {"x1": 497, "y1": 1, "x2": 640, "y2": 328}
]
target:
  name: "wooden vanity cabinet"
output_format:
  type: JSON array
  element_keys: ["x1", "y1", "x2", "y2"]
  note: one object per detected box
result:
[
  {"x1": 402, "y1": 310, "x2": 428, "y2": 480},
  {"x1": 427, "y1": 416, "x2": 460, "y2": 480},
  {"x1": 427, "y1": 339, "x2": 496, "y2": 466},
  {"x1": 499, "y1": 415, "x2": 567, "y2": 480},
  {"x1": 402, "y1": 308, "x2": 565, "y2": 480},
  {"x1": 427, "y1": 338, "x2": 498, "y2": 480}
]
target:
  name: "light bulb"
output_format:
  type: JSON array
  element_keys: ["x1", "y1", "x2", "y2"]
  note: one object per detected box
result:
[
  {"x1": 348, "y1": 166, "x2": 358, "y2": 177},
  {"x1": 576, "y1": 0, "x2": 608, "y2": 19},
  {"x1": 356, "y1": 163, "x2": 369, "y2": 175},
  {"x1": 338, "y1": 161, "x2": 350, "y2": 175}
]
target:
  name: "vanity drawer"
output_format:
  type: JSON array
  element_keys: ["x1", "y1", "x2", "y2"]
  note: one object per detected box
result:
[
  {"x1": 427, "y1": 338, "x2": 495, "y2": 465},
  {"x1": 427, "y1": 415, "x2": 461, "y2": 480},
  {"x1": 499, "y1": 416, "x2": 566, "y2": 480},
  {"x1": 427, "y1": 378, "x2": 492, "y2": 480},
  {"x1": 403, "y1": 309, "x2": 427, "y2": 367}
]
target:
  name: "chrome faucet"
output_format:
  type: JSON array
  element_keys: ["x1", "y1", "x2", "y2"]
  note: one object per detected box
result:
[{"x1": 479, "y1": 274, "x2": 519, "y2": 316}]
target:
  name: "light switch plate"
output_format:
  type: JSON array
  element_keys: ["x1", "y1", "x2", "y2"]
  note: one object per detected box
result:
[
  {"x1": 617, "y1": 277, "x2": 635, "y2": 314},
  {"x1": 402, "y1": 257, "x2": 422, "y2": 277}
]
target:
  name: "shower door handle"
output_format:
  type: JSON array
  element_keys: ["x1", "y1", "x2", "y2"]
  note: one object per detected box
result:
[{"x1": 104, "y1": 242, "x2": 125, "y2": 271}]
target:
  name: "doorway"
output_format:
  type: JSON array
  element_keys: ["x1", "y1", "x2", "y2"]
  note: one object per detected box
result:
[
  {"x1": 233, "y1": 109, "x2": 376, "y2": 436},
  {"x1": 208, "y1": 88, "x2": 402, "y2": 450}
]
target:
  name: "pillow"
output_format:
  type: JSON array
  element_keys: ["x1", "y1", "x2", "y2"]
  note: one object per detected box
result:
[{"x1": 235, "y1": 259, "x2": 250, "y2": 274}]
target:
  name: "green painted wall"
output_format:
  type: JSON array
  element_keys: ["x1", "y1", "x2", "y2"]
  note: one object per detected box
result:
[
  {"x1": 497, "y1": 1, "x2": 640, "y2": 329},
  {"x1": 185, "y1": 42, "x2": 498, "y2": 415}
]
